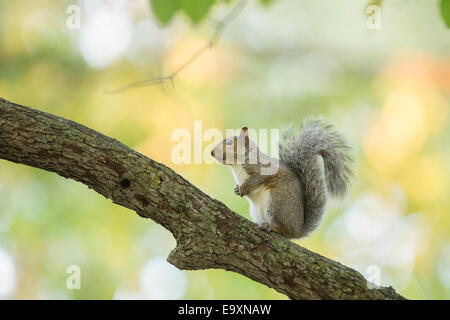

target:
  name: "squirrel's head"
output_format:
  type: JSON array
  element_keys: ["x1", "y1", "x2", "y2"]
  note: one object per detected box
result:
[{"x1": 211, "y1": 127, "x2": 258, "y2": 165}]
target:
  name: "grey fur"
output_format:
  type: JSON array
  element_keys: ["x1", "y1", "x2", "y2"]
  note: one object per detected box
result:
[
  {"x1": 211, "y1": 118, "x2": 353, "y2": 239},
  {"x1": 267, "y1": 166, "x2": 305, "y2": 238},
  {"x1": 279, "y1": 118, "x2": 354, "y2": 237}
]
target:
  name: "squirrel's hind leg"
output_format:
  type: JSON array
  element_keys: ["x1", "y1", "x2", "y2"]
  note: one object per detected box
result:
[
  {"x1": 257, "y1": 222, "x2": 283, "y2": 236},
  {"x1": 257, "y1": 222, "x2": 281, "y2": 233},
  {"x1": 268, "y1": 191, "x2": 304, "y2": 239},
  {"x1": 257, "y1": 222, "x2": 272, "y2": 232}
]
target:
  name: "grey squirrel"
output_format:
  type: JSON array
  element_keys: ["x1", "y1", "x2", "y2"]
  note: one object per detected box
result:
[{"x1": 211, "y1": 118, "x2": 353, "y2": 239}]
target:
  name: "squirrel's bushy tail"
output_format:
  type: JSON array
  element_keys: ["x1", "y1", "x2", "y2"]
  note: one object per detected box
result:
[{"x1": 280, "y1": 118, "x2": 353, "y2": 237}]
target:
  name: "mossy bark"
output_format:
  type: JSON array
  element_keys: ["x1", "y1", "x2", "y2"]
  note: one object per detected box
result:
[{"x1": 0, "y1": 97, "x2": 405, "y2": 300}]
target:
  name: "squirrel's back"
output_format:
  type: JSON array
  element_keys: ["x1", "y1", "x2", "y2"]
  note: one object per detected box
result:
[{"x1": 279, "y1": 118, "x2": 353, "y2": 238}]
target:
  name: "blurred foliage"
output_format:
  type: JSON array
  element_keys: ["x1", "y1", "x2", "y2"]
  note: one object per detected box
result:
[
  {"x1": 150, "y1": 0, "x2": 450, "y2": 28},
  {"x1": 0, "y1": 0, "x2": 449, "y2": 300},
  {"x1": 151, "y1": 0, "x2": 224, "y2": 25},
  {"x1": 441, "y1": 0, "x2": 450, "y2": 27},
  {"x1": 150, "y1": 0, "x2": 276, "y2": 25}
]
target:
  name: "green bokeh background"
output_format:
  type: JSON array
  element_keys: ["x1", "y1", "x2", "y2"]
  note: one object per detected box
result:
[{"x1": 0, "y1": 0, "x2": 449, "y2": 299}]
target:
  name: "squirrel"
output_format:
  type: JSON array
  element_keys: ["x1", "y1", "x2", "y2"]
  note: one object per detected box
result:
[{"x1": 211, "y1": 118, "x2": 353, "y2": 239}]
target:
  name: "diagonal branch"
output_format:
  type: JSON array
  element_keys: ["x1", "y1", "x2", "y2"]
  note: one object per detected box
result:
[{"x1": 0, "y1": 97, "x2": 405, "y2": 300}]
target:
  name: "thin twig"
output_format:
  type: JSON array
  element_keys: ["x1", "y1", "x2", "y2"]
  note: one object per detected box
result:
[{"x1": 106, "y1": 0, "x2": 247, "y2": 94}]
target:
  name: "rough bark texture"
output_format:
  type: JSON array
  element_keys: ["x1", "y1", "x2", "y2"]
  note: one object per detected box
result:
[{"x1": 0, "y1": 97, "x2": 405, "y2": 300}]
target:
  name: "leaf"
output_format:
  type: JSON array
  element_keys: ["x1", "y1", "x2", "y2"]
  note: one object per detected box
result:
[
  {"x1": 259, "y1": 0, "x2": 276, "y2": 6},
  {"x1": 150, "y1": 0, "x2": 181, "y2": 26},
  {"x1": 441, "y1": 0, "x2": 450, "y2": 28},
  {"x1": 367, "y1": 0, "x2": 382, "y2": 6},
  {"x1": 180, "y1": 0, "x2": 216, "y2": 24}
]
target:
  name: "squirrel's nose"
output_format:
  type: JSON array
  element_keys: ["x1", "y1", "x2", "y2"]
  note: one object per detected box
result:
[{"x1": 211, "y1": 149, "x2": 215, "y2": 157}]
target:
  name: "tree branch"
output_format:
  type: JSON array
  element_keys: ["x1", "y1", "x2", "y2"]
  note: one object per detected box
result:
[{"x1": 0, "y1": 97, "x2": 405, "y2": 300}]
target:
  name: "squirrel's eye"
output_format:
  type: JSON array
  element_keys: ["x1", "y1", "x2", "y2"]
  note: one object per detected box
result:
[{"x1": 226, "y1": 139, "x2": 234, "y2": 146}]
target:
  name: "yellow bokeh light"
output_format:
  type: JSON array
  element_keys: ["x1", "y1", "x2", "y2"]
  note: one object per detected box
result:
[
  {"x1": 165, "y1": 35, "x2": 239, "y2": 85},
  {"x1": 365, "y1": 55, "x2": 448, "y2": 175},
  {"x1": 400, "y1": 155, "x2": 447, "y2": 203}
]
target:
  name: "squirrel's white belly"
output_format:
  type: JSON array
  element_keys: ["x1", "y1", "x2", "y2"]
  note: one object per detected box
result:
[
  {"x1": 247, "y1": 186, "x2": 271, "y2": 225},
  {"x1": 230, "y1": 165, "x2": 248, "y2": 185},
  {"x1": 230, "y1": 165, "x2": 271, "y2": 225}
]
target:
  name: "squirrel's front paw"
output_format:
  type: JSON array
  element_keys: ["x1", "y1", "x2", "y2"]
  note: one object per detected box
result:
[
  {"x1": 234, "y1": 184, "x2": 242, "y2": 196},
  {"x1": 234, "y1": 184, "x2": 248, "y2": 197}
]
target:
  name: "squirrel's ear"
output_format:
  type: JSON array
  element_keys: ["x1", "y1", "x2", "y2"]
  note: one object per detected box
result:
[{"x1": 240, "y1": 127, "x2": 248, "y2": 137}]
